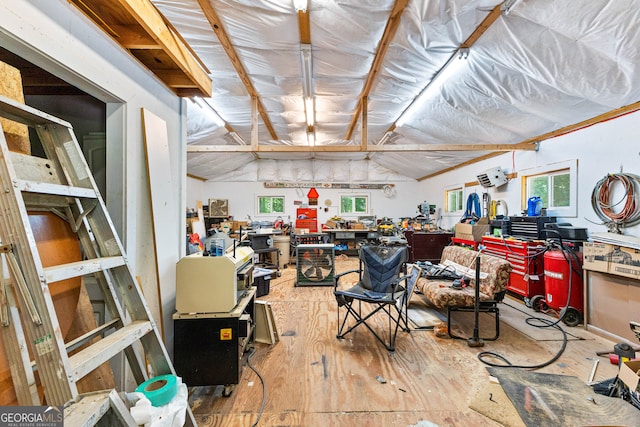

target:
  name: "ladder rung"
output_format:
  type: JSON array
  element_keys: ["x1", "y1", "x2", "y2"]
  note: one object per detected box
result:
[
  {"x1": 44, "y1": 256, "x2": 126, "y2": 283},
  {"x1": 64, "y1": 389, "x2": 138, "y2": 427},
  {"x1": 65, "y1": 319, "x2": 120, "y2": 353},
  {"x1": 17, "y1": 179, "x2": 97, "y2": 199},
  {"x1": 68, "y1": 320, "x2": 153, "y2": 382}
]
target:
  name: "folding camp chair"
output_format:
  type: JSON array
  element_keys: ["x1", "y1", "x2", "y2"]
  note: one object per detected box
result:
[{"x1": 334, "y1": 244, "x2": 420, "y2": 352}]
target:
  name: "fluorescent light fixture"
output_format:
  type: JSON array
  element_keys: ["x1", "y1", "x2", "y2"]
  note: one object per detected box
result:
[
  {"x1": 304, "y1": 97, "x2": 315, "y2": 127},
  {"x1": 377, "y1": 131, "x2": 393, "y2": 146},
  {"x1": 300, "y1": 44, "x2": 313, "y2": 98},
  {"x1": 502, "y1": 0, "x2": 524, "y2": 15},
  {"x1": 293, "y1": 0, "x2": 307, "y2": 12},
  {"x1": 193, "y1": 97, "x2": 225, "y2": 127},
  {"x1": 229, "y1": 131, "x2": 246, "y2": 145},
  {"x1": 395, "y1": 48, "x2": 469, "y2": 127}
]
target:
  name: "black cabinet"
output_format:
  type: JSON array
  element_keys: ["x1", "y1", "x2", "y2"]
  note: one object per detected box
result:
[
  {"x1": 173, "y1": 288, "x2": 255, "y2": 396},
  {"x1": 404, "y1": 231, "x2": 453, "y2": 263}
]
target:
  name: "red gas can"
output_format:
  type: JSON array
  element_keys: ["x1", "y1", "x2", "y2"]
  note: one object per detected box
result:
[{"x1": 540, "y1": 248, "x2": 583, "y2": 326}]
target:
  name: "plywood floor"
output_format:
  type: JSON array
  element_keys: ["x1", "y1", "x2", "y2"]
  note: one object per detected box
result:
[{"x1": 186, "y1": 256, "x2": 622, "y2": 427}]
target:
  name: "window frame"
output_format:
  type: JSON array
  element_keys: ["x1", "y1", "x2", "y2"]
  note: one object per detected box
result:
[
  {"x1": 339, "y1": 193, "x2": 370, "y2": 215},
  {"x1": 256, "y1": 195, "x2": 285, "y2": 216},
  {"x1": 444, "y1": 185, "x2": 464, "y2": 214},
  {"x1": 520, "y1": 159, "x2": 577, "y2": 217}
]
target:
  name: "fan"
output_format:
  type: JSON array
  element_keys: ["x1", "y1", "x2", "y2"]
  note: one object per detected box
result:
[
  {"x1": 208, "y1": 199, "x2": 229, "y2": 218},
  {"x1": 295, "y1": 244, "x2": 335, "y2": 287}
]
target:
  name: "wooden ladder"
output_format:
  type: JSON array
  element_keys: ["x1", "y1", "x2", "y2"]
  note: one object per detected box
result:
[{"x1": 0, "y1": 95, "x2": 194, "y2": 425}]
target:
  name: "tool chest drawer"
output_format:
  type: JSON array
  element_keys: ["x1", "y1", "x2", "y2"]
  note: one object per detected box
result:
[{"x1": 481, "y1": 236, "x2": 546, "y2": 299}]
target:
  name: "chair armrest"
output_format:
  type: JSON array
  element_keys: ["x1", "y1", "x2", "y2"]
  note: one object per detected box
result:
[
  {"x1": 334, "y1": 269, "x2": 360, "y2": 289},
  {"x1": 390, "y1": 274, "x2": 411, "y2": 292}
]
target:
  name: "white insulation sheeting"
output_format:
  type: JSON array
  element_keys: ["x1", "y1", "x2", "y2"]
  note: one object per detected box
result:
[{"x1": 154, "y1": 0, "x2": 640, "y2": 182}]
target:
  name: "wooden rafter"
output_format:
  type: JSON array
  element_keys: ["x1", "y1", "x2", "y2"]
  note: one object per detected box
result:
[
  {"x1": 512, "y1": 100, "x2": 640, "y2": 149},
  {"x1": 298, "y1": 9, "x2": 311, "y2": 44},
  {"x1": 195, "y1": 0, "x2": 278, "y2": 140},
  {"x1": 345, "y1": 0, "x2": 409, "y2": 141},
  {"x1": 187, "y1": 142, "x2": 535, "y2": 153},
  {"x1": 69, "y1": 0, "x2": 212, "y2": 97}
]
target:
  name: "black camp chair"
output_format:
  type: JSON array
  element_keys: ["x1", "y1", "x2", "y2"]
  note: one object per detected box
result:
[{"x1": 334, "y1": 244, "x2": 418, "y2": 352}]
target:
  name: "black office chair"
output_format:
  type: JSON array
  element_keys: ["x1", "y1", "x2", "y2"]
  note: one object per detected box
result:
[{"x1": 334, "y1": 244, "x2": 418, "y2": 353}]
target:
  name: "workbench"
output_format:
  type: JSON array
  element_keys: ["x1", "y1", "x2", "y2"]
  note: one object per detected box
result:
[{"x1": 325, "y1": 229, "x2": 376, "y2": 256}]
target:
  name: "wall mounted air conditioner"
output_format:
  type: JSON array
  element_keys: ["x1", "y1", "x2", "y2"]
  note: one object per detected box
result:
[{"x1": 477, "y1": 167, "x2": 508, "y2": 188}]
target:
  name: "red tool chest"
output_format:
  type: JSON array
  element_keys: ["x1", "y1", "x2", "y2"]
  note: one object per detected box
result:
[
  {"x1": 481, "y1": 236, "x2": 546, "y2": 300},
  {"x1": 295, "y1": 207, "x2": 318, "y2": 232}
]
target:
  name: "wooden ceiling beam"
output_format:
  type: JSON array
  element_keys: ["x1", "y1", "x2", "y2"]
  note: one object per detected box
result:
[
  {"x1": 110, "y1": 24, "x2": 159, "y2": 49},
  {"x1": 460, "y1": 4, "x2": 502, "y2": 49},
  {"x1": 196, "y1": 0, "x2": 278, "y2": 140},
  {"x1": 68, "y1": 0, "x2": 211, "y2": 97},
  {"x1": 187, "y1": 142, "x2": 535, "y2": 153},
  {"x1": 298, "y1": 10, "x2": 311, "y2": 44},
  {"x1": 345, "y1": 0, "x2": 409, "y2": 141},
  {"x1": 512, "y1": 100, "x2": 640, "y2": 150}
]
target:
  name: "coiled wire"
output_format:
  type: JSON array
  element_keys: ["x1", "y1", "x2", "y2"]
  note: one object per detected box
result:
[{"x1": 591, "y1": 173, "x2": 640, "y2": 231}]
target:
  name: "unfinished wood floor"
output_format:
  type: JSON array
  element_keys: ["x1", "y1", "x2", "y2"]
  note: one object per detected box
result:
[{"x1": 186, "y1": 256, "x2": 620, "y2": 427}]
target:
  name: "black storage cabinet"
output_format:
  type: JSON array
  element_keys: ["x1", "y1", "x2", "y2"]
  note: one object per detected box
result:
[{"x1": 173, "y1": 288, "x2": 255, "y2": 396}]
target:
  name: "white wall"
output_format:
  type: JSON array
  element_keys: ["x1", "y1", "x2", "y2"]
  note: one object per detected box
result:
[
  {"x1": 1, "y1": 0, "x2": 185, "y2": 352},
  {"x1": 187, "y1": 179, "x2": 426, "y2": 228}
]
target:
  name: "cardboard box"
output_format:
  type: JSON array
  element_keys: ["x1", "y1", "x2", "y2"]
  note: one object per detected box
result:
[
  {"x1": 325, "y1": 220, "x2": 338, "y2": 229},
  {"x1": 619, "y1": 360, "x2": 640, "y2": 392},
  {"x1": 455, "y1": 218, "x2": 490, "y2": 242},
  {"x1": 583, "y1": 242, "x2": 640, "y2": 280}
]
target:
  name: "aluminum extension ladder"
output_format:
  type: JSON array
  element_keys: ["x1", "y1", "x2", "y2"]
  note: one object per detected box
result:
[{"x1": 0, "y1": 95, "x2": 194, "y2": 425}]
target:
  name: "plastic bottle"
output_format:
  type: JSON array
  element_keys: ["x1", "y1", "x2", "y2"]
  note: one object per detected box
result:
[{"x1": 527, "y1": 196, "x2": 542, "y2": 216}]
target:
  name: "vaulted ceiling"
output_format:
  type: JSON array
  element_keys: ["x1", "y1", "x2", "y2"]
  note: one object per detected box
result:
[{"x1": 67, "y1": 0, "x2": 640, "y2": 181}]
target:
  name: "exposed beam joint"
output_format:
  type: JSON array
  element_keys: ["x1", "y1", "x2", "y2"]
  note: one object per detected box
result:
[{"x1": 68, "y1": 0, "x2": 212, "y2": 97}]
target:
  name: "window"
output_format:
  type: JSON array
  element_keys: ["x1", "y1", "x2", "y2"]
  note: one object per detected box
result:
[
  {"x1": 340, "y1": 194, "x2": 369, "y2": 215},
  {"x1": 522, "y1": 160, "x2": 577, "y2": 217},
  {"x1": 445, "y1": 187, "x2": 463, "y2": 213},
  {"x1": 257, "y1": 195, "x2": 284, "y2": 215}
]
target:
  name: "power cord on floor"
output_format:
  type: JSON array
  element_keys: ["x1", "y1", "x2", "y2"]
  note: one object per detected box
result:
[
  {"x1": 477, "y1": 314, "x2": 568, "y2": 369},
  {"x1": 246, "y1": 347, "x2": 266, "y2": 427}
]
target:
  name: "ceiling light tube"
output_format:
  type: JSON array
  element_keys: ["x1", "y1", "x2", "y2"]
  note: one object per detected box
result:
[
  {"x1": 304, "y1": 97, "x2": 315, "y2": 127},
  {"x1": 396, "y1": 48, "x2": 469, "y2": 128},
  {"x1": 293, "y1": 0, "x2": 307, "y2": 12},
  {"x1": 300, "y1": 44, "x2": 313, "y2": 98},
  {"x1": 193, "y1": 97, "x2": 225, "y2": 127},
  {"x1": 229, "y1": 131, "x2": 246, "y2": 145},
  {"x1": 377, "y1": 131, "x2": 393, "y2": 146}
]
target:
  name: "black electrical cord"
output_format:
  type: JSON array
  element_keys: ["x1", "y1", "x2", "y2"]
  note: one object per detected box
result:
[
  {"x1": 477, "y1": 316, "x2": 568, "y2": 370},
  {"x1": 246, "y1": 347, "x2": 267, "y2": 427},
  {"x1": 478, "y1": 231, "x2": 580, "y2": 370}
]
